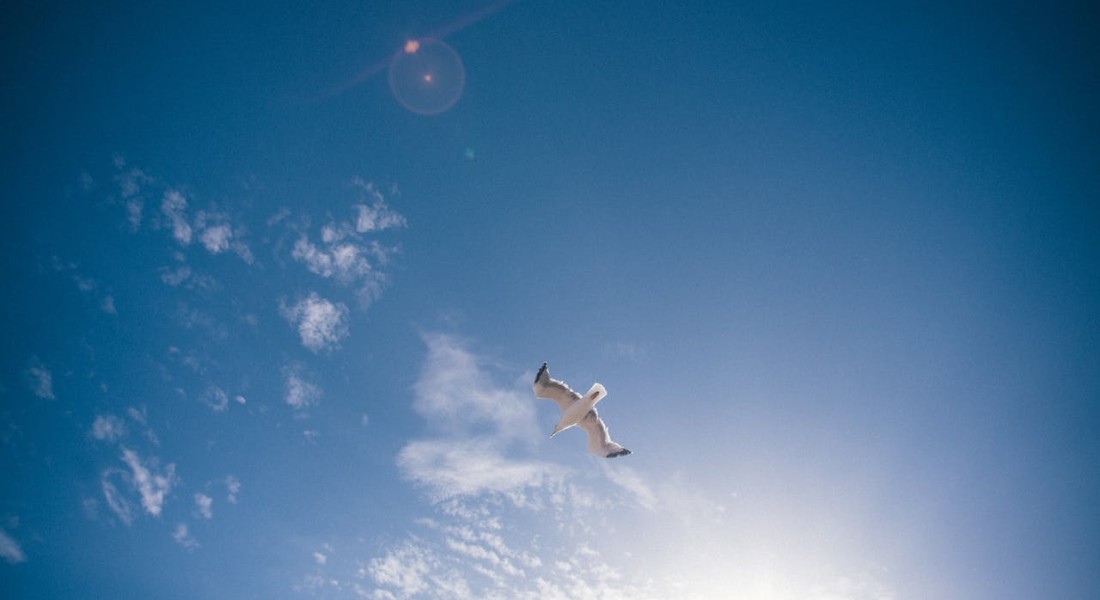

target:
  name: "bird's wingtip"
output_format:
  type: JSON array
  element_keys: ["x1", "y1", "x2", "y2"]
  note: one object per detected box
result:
[
  {"x1": 606, "y1": 448, "x2": 632, "y2": 458},
  {"x1": 535, "y1": 362, "x2": 548, "y2": 384}
]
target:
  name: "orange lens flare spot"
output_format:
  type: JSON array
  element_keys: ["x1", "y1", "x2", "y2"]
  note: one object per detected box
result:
[{"x1": 404, "y1": 39, "x2": 420, "y2": 54}]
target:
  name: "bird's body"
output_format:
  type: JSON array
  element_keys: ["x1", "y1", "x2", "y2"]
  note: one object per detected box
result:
[{"x1": 533, "y1": 363, "x2": 631, "y2": 458}]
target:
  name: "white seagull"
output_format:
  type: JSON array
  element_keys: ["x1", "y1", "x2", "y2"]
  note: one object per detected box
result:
[{"x1": 533, "y1": 362, "x2": 631, "y2": 458}]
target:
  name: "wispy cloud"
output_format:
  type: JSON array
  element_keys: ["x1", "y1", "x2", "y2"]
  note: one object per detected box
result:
[
  {"x1": 352, "y1": 178, "x2": 407, "y2": 233},
  {"x1": 25, "y1": 356, "x2": 55, "y2": 400},
  {"x1": 0, "y1": 528, "x2": 26, "y2": 564},
  {"x1": 172, "y1": 523, "x2": 199, "y2": 551},
  {"x1": 395, "y1": 333, "x2": 559, "y2": 502},
  {"x1": 413, "y1": 333, "x2": 538, "y2": 442},
  {"x1": 287, "y1": 180, "x2": 404, "y2": 308},
  {"x1": 119, "y1": 448, "x2": 175, "y2": 517},
  {"x1": 280, "y1": 293, "x2": 349, "y2": 352},
  {"x1": 283, "y1": 364, "x2": 322, "y2": 411},
  {"x1": 362, "y1": 519, "x2": 667, "y2": 600},
  {"x1": 54, "y1": 262, "x2": 119, "y2": 315},
  {"x1": 350, "y1": 334, "x2": 707, "y2": 599},
  {"x1": 161, "y1": 190, "x2": 193, "y2": 246},
  {"x1": 397, "y1": 438, "x2": 562, "y2": 502},
  {"x1": 194, "y1": 493, "x2": 213, "y2": 519},
  {"x1": 195, "y1": 209, "x2": 253, "y2": 263},
  {"x1": 113, "y1": 155, "x2": 153, "y2": 200},
  {"x1": 202, "y1": 386, "x2": 229, "y2": 413},
  {"x1": 225, "y1": 475, "x2": 241, "y2": 504},
  {"x1": 366, "y1": 540, "x2": 448, "y2": 598},
  {"x1": 90, "y1": 414, "x2": 127, "y2": 442},
  {"x1": 100, "y1": 472, "x2": 135, "y2": 525}
]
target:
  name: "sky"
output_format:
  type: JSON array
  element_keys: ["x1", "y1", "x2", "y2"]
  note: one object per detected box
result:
[{"x1": 1, "y1": 0, "x2": 1098, "y2": 598}]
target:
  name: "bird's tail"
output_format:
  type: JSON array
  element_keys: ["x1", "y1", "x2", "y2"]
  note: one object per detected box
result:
[{"x1": 585, "y1": 383, "x2": 607, "y2": 403}]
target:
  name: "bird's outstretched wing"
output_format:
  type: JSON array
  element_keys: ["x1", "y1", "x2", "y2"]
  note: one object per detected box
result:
[
  {"x1": 577, "y1": 409, "x2": 631, "y2": 458},
  {"x1": 533, "y1": 362, "x2": 580, "y2": 413}
]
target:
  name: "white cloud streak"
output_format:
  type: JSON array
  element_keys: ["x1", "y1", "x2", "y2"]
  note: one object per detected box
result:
[
  {"x1": 120, "y1": 448, "x2": 175, "y2": 517},
  {"x1": 398, "y1": 439, "x2": 562, "y2": 502},
  {"x1": 100, "y1": 472, "x2": 135, "y2": 525},
  {"x1": 0, "y1": 529, "x2": 26, "y2": 564}
]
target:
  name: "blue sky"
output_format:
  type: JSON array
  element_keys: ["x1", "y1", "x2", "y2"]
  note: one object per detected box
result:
[{"x1": 2, "y1": 0, "x2": 1098, "y2": 598}]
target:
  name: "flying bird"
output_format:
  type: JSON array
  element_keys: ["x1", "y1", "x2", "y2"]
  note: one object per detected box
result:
[{"x1": 533, "y1": 362, "x2": 631, "y2": 458}]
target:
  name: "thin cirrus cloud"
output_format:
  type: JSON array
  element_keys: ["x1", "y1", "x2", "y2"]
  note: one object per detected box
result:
[
  {"x1": 0, "y1": 529, "x2": 26, "y2": 565},
  {"x1": 24, "y1": 356, "x2": 55, "y2": 400}
]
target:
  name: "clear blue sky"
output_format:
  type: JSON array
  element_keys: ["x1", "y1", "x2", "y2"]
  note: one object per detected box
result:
[{"x1": 2, "y1": 1, "x2": 1098, "y2": 598}]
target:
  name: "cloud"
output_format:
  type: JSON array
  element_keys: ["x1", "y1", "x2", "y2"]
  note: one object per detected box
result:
[
  {"x1": 398, "y1": 438, "x2": 562, "y2": 502},
  {"x1": 0, "y1": 529, "x2": 26, "y2": 564},
  {"x1": 90, "y1": 414, "x2": 127, "y2": 442},
  {"x1": 361, "y1": 518, "x2": 667, "y2": 600},
  {"x1": 286, "y1": 181, "x2": 403, "y2": 307},
  {"x1": 194, "y1": 493, "x2": 213, "y2": 519},
  {"x1": 413, "y1": 333, "x2": 538, "y2": 442},
  {"x1": 280, "y1": 293, "x2": 349, "y2": 352},
  {"x1": 161, "y1": 190, "x2": 193, "y2": 245},
  {"x1": 194, "y1": 210, "x2": 253, "y2": 263},
  {"x1": 202, "y1": 386, "x2": 229, "y2": 413},
  {"x1": 120, "y1": 448, "x2": 175, "y2": 517},
  {"x1": 352, "y1": 179, "x2": 407, "y2": 233},
  {"x1": 25, "y1": 356, "x2": 55, "y2": 400},
  {"x1": 126, "y1": 199, "x2": 143, "y2": 231},
  {"x1": 283, "y1": 365, "x2": 322, "y2": 410},
  {"x1": 225, "y1": 475, "x2": 241, "y2": 503},
  {"x1": 366, "y1": 541, "x2": 441, "y2": 598},
  {"x1": 160, "y1": 265, "x2": 192, "y2": 287},
  {"x1": 113, "y1": 156, "x2": 153, "y2": 199},
  {"x1": 350, "y1": 333, "x2": 696, "y2": 599},
  {"x1": 394, "y1": 333, "x2": 562, "y2": 502},
  {"x1": 100, "y1": 471, "x2": 135, "y2": 525},
  {"x1": 200, "y1": 223, "x2": 233, "y2": 253},
  {"x1": 172, "y1": 523, "x2": 199, "y2": 551},
  {"x1": 599, "y1": 463, "x2": 657, "y2": 511}
]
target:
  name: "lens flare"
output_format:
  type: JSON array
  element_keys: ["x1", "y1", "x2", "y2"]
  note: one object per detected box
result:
[{"x1": 388, "y1": 38, "x2": 465, "y2": 115}]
